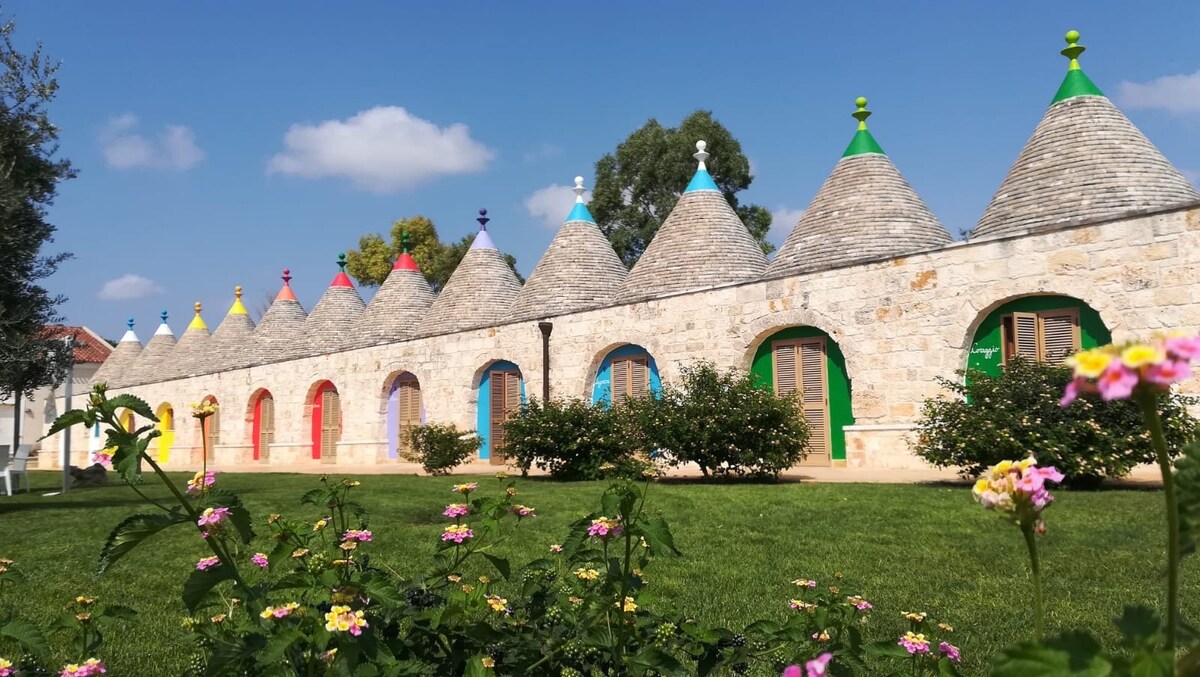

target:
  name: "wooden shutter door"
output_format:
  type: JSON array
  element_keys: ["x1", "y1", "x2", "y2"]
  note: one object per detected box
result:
[
  {"x1": 1011, "y1": 312, "x2": 1041, "y2": 362},
  {"x1": 321, "y1": 390, "x2": 340, "y2": 462},
  {"x1": 257, "y1": 396, "x2": 274, "y2": 461},
  {"x1": 610, "y1": 358, "x2": 630, "y2": 405},
  {"x1": 489, "y1": 372, "x2": 508, "y2": 463},
  {"x1": 397, "y1": 379, "x2": 420, "y2": 456},
  {"x1": 799, "y1": 338, "x2": 831, "y2": 466},
  {"x1": 630, "y1": 358, "x2": 649, "y2": 398},
  {"x1": 207, "y1": 408, "x2": 220, "y2": 449},
  {"x1": 772, "y1": 341, "x2": 798, "y2": 395},
  {"x1": 1038, "y1": 310, "x2": 1080, "y2": 365}
]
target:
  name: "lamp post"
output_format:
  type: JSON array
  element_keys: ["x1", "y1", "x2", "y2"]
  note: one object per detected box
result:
[
  {"x1": 60, "y1": 334, "x2": 78, "y2": 495},
  {"x1": 538, "y1": 321, "x2": 553, "y2": 401}
]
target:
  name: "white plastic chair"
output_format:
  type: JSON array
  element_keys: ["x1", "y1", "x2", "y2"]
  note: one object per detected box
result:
[{"x1": 2, "y1": 444, "x2": 31, "y2": 496}]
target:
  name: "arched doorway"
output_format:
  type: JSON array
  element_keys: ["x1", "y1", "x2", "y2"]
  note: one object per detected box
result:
[
  {"x1": 310, "y1": 381, "x2": 340, "y2": 461},
  {"x1": 750, "y1": 327, "x2": 854, "y2": 467},
  {"x1": 967, "y1": 294, "x2": 1110, "y2": 376},
  {"x1": 251, "y1": 390, "x2": 274, "y2": 461},
  {"x1": 591, "y1": 344, "x2": 662, "y2": 406},
  {"x1": 476, "y1": 361, "x2": 523, "y2": 464},
  {"x1": 120, "y1": 409, "x2": 135, "y2": 433},
  {"x1": 199, "y1": 395, "x2": 220, "y2": 457},
  {"x1": 386, "y1": 373, "x2": 422, "y2": 461},
  {"x1": 156, "y1": 403, "x2": 174, "y2": 463}
]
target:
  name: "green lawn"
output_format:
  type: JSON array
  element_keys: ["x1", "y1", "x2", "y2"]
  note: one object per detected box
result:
[{"x1": 0, "y1": 471, "x2": 1193, "y2": 675}]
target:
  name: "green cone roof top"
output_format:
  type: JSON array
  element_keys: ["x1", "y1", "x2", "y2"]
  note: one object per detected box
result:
[
  {"x1": 1051, "y1": 30, "x2": 1104, "y2": 103},
  {"x1": 842, "y1": 97, "x2": 885, "y2": 157}
]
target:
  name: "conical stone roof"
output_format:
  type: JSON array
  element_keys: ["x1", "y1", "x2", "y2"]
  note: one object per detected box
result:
[
  {"x1": 618, "y1": 141, "x2": 766, "y2": 303},
  {"x1": 421, "y1": 210, "x2": 522, "y2": 336},
  {"x1": 302, "y1": 254, "x2": 366, "y2": 355},
  {"x1": 973, "y1": 31, "x2": 1199, "y2": 239},
  {"x1": 125, "y1": 311, "x2": 176, "y2": 386},
  {"x1": 355, "y1": 236, "x2": 434, "y2": 347},
  {"x1": 254, "y1": 269, "x2": 308, "y2": 364},
  {"x1": 92, "y1": 319, "x2": 141, "y2": 388},
  {"x1": 207, "y1": 286, "x2": 257, "y2": 371},
  {"x1": 768, "y1": 98, "x2": 952, "y2": 278},
  {"x1": 509, "y1": 178, "x2": 627, "y2": 322},
  {"x1": 162, "y1": 303, "x2": 211, "y2": 380}
]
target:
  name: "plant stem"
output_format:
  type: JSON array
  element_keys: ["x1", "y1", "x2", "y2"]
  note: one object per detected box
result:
[
  {"x1": 1021, "y1": 522, "x2": 1044, "y2": 640},
  {"x1": 1138, "y1": 394, "x2": 1179, "y2": 652}
]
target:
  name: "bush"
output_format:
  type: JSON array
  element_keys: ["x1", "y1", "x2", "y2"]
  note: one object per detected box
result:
[
  {"x1": 627, "y1": 361, "x2": 810, "y2": 479},
  {"x1": 504, "y1": 397, "x2": 645, "y2": 480},
  {"x1": 914, "y1": 356, "x2": 1199, "y2": 484},
  {"x1": 405, "y1": 423, "x2": 479, "y2": 475}
]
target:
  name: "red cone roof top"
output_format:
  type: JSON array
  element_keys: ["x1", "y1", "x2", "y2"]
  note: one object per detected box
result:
[
  {"x1": 277, "y1": 268, "x2": 298, "y2": 301},
  {"x1": 393, "y1": 231, "x2": 420, "y2": 271},
  {"x1": 330, "y1": 253, "x2": 354, "y2": 288}
]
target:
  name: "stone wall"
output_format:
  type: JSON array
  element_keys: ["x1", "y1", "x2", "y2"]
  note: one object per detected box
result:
[{"x1": 40, "y1": 203, "x2": 1200, "y2": 471}]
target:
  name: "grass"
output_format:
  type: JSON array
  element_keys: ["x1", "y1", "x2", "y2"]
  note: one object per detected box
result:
[{"x1": 0, "y1": 471, "x2": 1195, "y2": 675}]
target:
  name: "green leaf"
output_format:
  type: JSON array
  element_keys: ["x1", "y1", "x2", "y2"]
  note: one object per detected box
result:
[
  {"x1": 0, "y1": 619, "x2": 50, "y2": 658},
  {"x1": 96, "y1": 513, "x2": 190, "y2": 575},
  {"x1": 108, "y1": 393, "x2": 157, "y2": 420},
  {"x1": 463, "y1": 655, "x2": 490, "y2": 677},
  {"x1": 639, "y1": 515, "x2": 682, "y2": 557},
  {"x1": 182, "y1": 563, "x2": 235, "y2": 612},
  {"x1": 864, "y1": 640, "x2": 912, "y2": 659},
  {"x1": 100, "y1": 603, "x2": 138, "y2": 621},
  {"x1": 482, "y1": 554, "x2": 510, "y2": 581},
  {"x1": 992, "y1": 631, "x2": 1114, "y2": 676},
  {"x1": 43, "y1": 409, "x2": 87, "y2": 439},
  {"x1": 1125, "y1": 649, "x2": 1174, "y2": 677},
  {"x1": 259, "y1": 627, "x2": 303, "y2": 664},
  {"x1": 1174, "y1": 438, "x2": 1200, "y2": 558},
  {"x1": 629, "y1": 646, "x2": 686, "y2": 675},
  {"x1": 227, "y1": 504, "x2": 255, "y2": 544}
]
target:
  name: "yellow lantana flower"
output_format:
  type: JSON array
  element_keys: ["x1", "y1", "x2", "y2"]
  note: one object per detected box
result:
[
  {"x1": 1066, "y1": 348, "x2": 1113, "y2": 378},
  {"x1": 1121, "y1": 344, "x2": 1165, "y2": 369}
]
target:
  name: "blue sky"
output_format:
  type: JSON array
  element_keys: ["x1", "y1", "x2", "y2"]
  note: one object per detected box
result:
[{"x1": 11, "y1": 1, "x2": 1200, "y2": 340}]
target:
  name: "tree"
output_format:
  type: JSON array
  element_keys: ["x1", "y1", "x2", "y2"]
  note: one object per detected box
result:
[
  {"x1": 0, "y1": 12, "x2": 75, "y2": 450},
  {"x1": 345, "y1": 215, "x2": 522, "y2": 293},
  {"x1": 591, "y1": 110, "x2": 773, "y2": 268}
]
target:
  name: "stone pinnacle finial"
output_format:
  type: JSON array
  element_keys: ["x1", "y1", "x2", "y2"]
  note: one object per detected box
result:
[
  {"x1": 852, "y1": 96, "x2": 872, "y2": 131},
  {"x1": 127, "y1": 318, "x2": 134, "y2": 330},
  {"x1": 573, "y1": 176, "x2": 586, "y2": 203},
  {"x1": 282, "y1": 268, "x2": 292, "y2": 285},
  {"x1": 693, "y1": 140, "x2": 709, "y2": 171},
  {"x1": 401, "y1": 230, "x2": 411, "y2": 253},
  {"x1": 477, "y1": 208, "x2": 490, "y2": 231},
  {"x1": 337, "y1": 253, "x2": 347, "y2": 272},
  {"x1": 160, "y1": 310, "x2": 168, "y2": 323},
  {"x1": 194, "y1": 301, "x2": 202, "y2": 314},
  {"x1": 235, "y1": 285, "x2": 243, "y2": 299},
  {"x1": 1062, "y1": 29, "x2": 1085, "y2": 71}
]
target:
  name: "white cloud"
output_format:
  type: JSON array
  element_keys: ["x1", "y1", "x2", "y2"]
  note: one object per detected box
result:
[
  {"x1": 769, "y1": 207, "x2": 805, "y2": 246},
  {"x1": 523, "y1": 143, "x2": 563, "y2": 162},
  {"x1": 98, "y1": 274, "x2": 163, "y2": 301},
  {"x1": 267, "y1": 106, "x2": 494, "y2": 192},
  {"x1": 1116, "y1": 71, "x2": 1200, "y2": 115},
  {"x1": 1182, "y1": 168, "x2": 1200, "y2": 188},
  {"x1": 525, "y1": 183, "x2": 592, "y2": 228},
  {"x1": 100, "y1": 114, "x2": 205, "y2": 171}
]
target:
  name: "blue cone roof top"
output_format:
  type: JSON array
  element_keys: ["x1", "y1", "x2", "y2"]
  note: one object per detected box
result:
[
  {"x1": 684, "y1": 140, "x2": 720, "y2": 192},
  {"x1": 566, "y1": 176, "x2": 595, "y2": 222}
]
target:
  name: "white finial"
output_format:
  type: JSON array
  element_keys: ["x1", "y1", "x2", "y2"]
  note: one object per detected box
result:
[
  {"x1": 693, "y1": 140, "x2": 709, "y2": 171},
  {"x1": 572, "y1": 176, "x2": 586, "y2": 203}
]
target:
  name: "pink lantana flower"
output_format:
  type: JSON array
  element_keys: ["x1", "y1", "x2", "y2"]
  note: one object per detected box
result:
[
  {"x1": 197, "y1": 506, "x2": 230, "y2": 528},
  {"x1": 251, "y1": 553, "x2": 269, "y2": 568},
  {"x1": 443, "y1": 504, "x2": 469, "y2": 518},
  {"x1": 898, "y1": 631, "x2": 930, "y2": 654},
  {"x1": 939, "y1": 642, "x2": 961, "y2": 663},
  {"x1": 587, "y1": 517, "x2": 622, "y2": 540},
  {"x1": 195, "y1": 556, "x2": 221, "y2": 571},
  {"x1": 973, "y1": 458, "x2": 1063, "y2": 532},
  {"x1": 510, "y1": 504, "x2": 536, "y2": 518},
  {"x1": 186, "y1": 470, "x2": 218, "y2": 494},
  {"x1": 93, "y1": 452, "x2": 112, "y2": 466},
  {"x1": 342, "y1": 529, "x2": 373, "y2": 543},
  {"x1": 441, "y1": 525, "x2": 474, "y2": 544},
  {"x1": 1062, "y1": 335, "x2": 1200, "y2": 406},
  {"x1": 805, "y1": 653, "x2": 834, "y2": 676}
]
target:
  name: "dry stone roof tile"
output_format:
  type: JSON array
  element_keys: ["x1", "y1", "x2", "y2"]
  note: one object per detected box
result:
[
  {"x1": 767, "y1": 154, "x2": 951, "y2": 277},
  {"x1": 618, "y1": 187, "x2": 766, "y2": 303},
  {"x1": 421, "y1": 229, "x2": 522, "y2": 336},
  {"x1": 302, "y1": 285, "x2": 366, "y2": 355},
  {"x1": 354, "y1": 260, "x2": 434, "y2": 347},
  {"x1": 92, "y1": 324, "x2": 141, "y2": 388}
]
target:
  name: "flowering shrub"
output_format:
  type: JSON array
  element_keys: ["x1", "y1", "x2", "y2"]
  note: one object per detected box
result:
[
  {"x1": 36, "y1": 384, "x2": 972, "y2": 675},
  {"x1": 403, "y1": 422, "x2": 479, "y2": 475},
  {"x1": 625, "y1": 361, "x2": 810, "y2": 479},
  {"x1": 914, "y1": 356, "x2": 1198, "y2": 485},
  {"x1": 504, "y1": 396, "x2": 646, "y2": 480}
]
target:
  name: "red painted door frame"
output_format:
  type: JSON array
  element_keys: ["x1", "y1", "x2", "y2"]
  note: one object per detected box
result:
[
  {"x1": 311, "y1": 381, "x2": 336, "y2": 459},
  {"x1": 252, "y1": 392, "x2": 267, "y2": 461}
]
